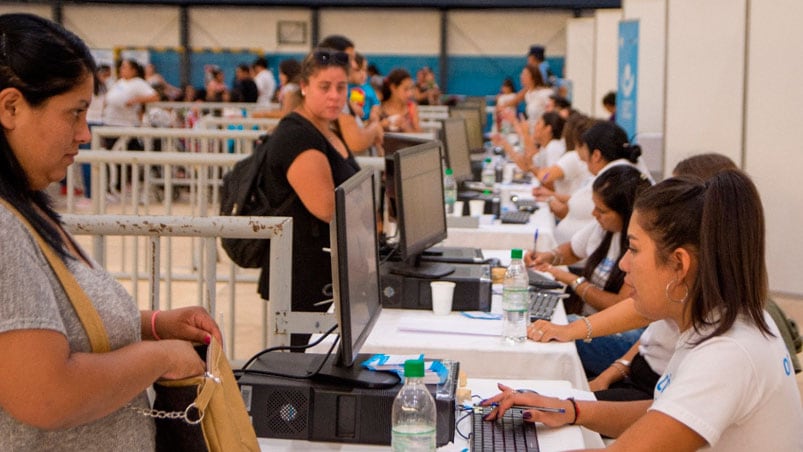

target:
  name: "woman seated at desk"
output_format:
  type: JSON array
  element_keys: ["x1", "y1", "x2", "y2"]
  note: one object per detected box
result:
[
  {"x1": 484, "y1": 170, "x2": 803, "y2": 451},
  {"x1": 526, "y1": 165, "x2": 651, "y2": 376},
  {"x1": 493, "y1": 110, "x2": 566, "y2": 176}
]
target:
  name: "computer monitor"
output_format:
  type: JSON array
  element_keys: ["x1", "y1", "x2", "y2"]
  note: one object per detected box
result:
[
  {"x1": 439, "y1": 118, "x2": 474, "y2": 184},
  {"x1": 325, "y1": 169, "x2": 399, "y2": 388},
  {"x1": 382, "y1": 132, "x2": 430, "y2": 156},
  {"x1": 331, "y1": 169, "x2": 382, "y2": 367},
  {"x1": 389, "y1": 140, "x2": 455, "y2": 278},
  {"x1": 451, "y1": 106, "x2": 485, "y2": 152}
]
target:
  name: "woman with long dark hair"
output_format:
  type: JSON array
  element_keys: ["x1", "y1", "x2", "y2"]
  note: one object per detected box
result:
[
  {"x1": 0, "y1": 14, "x2": 220, "y2": 449},
  {"x1": 484, "y1": 170, "x2": 803, "y2": 451}
]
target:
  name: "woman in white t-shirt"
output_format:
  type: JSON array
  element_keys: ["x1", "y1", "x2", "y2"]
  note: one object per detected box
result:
[
  {"x1": 484, "y1": 170, "x2": 803, "y2": 452},
  {"x1": 102, "y1": 59, "x2": 158, "y2": 127},
  {"x1": 540, "y1": 120, "x2": 649, "y2": 244}
]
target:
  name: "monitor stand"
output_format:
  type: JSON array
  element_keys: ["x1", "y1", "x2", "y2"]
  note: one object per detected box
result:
[{"x1": 251, "y1": 352, "x2": 400, "y2": 390}]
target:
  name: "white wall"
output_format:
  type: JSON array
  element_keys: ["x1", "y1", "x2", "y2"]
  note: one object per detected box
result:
[
  {"x1": 566, "y1": 17, "x2": 595, "y2": 115},
  {"x1": 0, "y1": 3, "x2": 51, "y2": 18},
  {"x1": 592, "y1": 9, "x2": 622, "y2": 118},
  {"x1": 663, "y1": 0, "x2": 745, "y2": 171},
  {"x1": 447, "y1": 9, "x2": 571, "y2": 56},
  {"x1": 189, "y1": 7, "x2": 309, "y2": 53},
  {"x1": 744, "y1": 0, "x2": 803, "y2": 295},
  {"x1": 321, "y1": 8, "x2": 440, "y2": 55},
  {"x1": 63, "y1": 4, "x2": 180, "y2": 48}
]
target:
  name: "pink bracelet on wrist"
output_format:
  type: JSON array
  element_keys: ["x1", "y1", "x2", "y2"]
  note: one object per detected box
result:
[{"x1": 151, "y1": 310, "x2": 162, "y2": 340}]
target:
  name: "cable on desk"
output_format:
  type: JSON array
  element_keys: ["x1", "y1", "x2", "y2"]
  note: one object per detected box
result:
[{"x1": 234, "y1": 324, "x2": 340, "y2": 380}]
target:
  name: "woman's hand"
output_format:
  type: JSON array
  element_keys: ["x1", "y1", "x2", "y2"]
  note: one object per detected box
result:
[
  {"x1": 527, "y1": 319, "x2": 574, "y2": 342},
  {"x1": 150, "y1": 306, "x2": 222, "y2": 345},
  {"x1": 479, "y1": 383, "x2": 574, "y2": 428},
  {"x1": 588, "y1": 373, "x2": 616, "y2": 392},
  {"x1": 532, "y1": 185, "x2": 555, "y2": 200},
  {"x1": 524, "y1": 249, "x2": 554, "y2": 267},
  {"x1": 157, "y1": 339, "x2": 206, "y2": 380}
]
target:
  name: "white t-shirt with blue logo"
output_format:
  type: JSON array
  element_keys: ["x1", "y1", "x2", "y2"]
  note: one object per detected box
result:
[{"x1": 649, "y1": 312, "x2": 803, "y2": 451}]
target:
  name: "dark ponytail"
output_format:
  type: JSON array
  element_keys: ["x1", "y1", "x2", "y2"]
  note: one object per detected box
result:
[
  {"x1": 634, "y1": 170, "x2": 771, "y2": 343},
  {"x1": 582, "y1": 120, "x2": 641, "y2": 164},
  {"x1": 381, "y1": 68, "x2": 411, "y2": 102}
]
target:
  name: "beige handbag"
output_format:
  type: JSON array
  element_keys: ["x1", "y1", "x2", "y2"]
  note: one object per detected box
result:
[{"x1": 1, "y1": 199, "x2": 259, "y2": 452}]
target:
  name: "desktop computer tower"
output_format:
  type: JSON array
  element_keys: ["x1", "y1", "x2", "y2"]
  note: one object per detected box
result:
[
  {"x1": 379, "y1": 262, "x2": 492, "y2": 311},
  {"x1": 238, "y1": 353, "x2": 456, "y2": 446}
]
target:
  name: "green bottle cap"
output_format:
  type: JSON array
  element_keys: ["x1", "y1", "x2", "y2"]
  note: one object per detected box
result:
[
  {"x1": 403, "y1": 359, "x2": 425, "y2": 378},
  {"x1": 445, "y1": 168, "x2": 454, "y2": 175},
  {"x1": 484, "y1": 157, "x2": 492, "y2": 163},
  {"x1": 511, "y1": 248, "x2": 523, "y2": 259},
  {"x1": 483, "y1": 189, "x2": 491, "y2": 195}
]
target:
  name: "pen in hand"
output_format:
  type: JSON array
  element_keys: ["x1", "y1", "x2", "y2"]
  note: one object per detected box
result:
[{"x1": 489, "y1": 402, "x2": 566, "y2": 414}]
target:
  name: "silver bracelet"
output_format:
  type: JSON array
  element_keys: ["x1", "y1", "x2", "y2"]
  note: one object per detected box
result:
[{"x1": 580, "y1": 316, "x2": 592, "y2": 343}]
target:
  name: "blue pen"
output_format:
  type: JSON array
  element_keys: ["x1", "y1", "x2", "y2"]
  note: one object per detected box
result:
[
  {"x1": 489, "y1": 402, "x2": 565, "y2": 414},
  {"x1": 533, "y1": 228, "x2": 539, "y2": 249},
  {"x1": 541, "y1": 171, "x2": 551, "y2": 184}
]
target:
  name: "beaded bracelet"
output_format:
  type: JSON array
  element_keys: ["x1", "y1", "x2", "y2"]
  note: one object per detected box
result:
[
  {"x1": 550, "y1": 249, "x2": 563, "y2": 265},
  {"x1": 580, "y1": 282, "x2": 593, "y2": 302},
  {"x1": 579, "y1": 316, "x2": 592, "y2": 343},
  {"x1": 611, "y1": 361, "x2": 629, "y2": 380},
  {"x1": 151, "y1": 310, "x2": 162, "y2": 340}
]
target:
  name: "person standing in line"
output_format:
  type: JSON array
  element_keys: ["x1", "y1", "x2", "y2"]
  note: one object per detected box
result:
[
  {"x1": 0, "y1": 13, "x2": 221, "y2": 450},
  {"x1": 253, "y1": 57, "x2": 277, "y2": 107},
  {"x1": 258, "y1": 48, "x2": 360, "y2": 348}
]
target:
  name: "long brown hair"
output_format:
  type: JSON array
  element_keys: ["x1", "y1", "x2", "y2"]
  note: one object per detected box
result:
[{"x1": 634, "y1": 170, "x2": 771, "y2": 342}]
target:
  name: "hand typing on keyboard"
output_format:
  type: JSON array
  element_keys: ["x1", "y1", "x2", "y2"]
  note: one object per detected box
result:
[
  {"x1": 479, "y1": 383, "x2": 574, "y2": 428},
  {"x1": 527, "y1": 318, "x2": 575, "y2": 343}
]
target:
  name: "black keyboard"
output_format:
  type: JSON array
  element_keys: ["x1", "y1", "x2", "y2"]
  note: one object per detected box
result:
[
  {"x1": 527, "y1": 269, "x2": 563, "y2": 290},
  {"x1": 500, "y1": 210, "x2": 531, "y2": 224},
  {"x1": 471, "y1": 406, "x2": 540, "y2": 451},
  {"x1": 529, "y1": 291, "x2": 562, "y2": 321}
]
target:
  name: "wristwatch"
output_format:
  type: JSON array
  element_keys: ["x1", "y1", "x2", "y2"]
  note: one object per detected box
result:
[
  {"x1": 570, "y1": 276, "x2": 587, "y2": 292},
  {"x1": 615, "y1": 359, "x2": 631, "y2": 368}
]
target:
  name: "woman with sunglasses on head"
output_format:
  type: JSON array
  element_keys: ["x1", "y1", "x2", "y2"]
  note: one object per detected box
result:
[
  {"x1": 0, "y1": 14, "x2": 221, "y2": 450},
  {"x1": 483, "y1": 169, "x2": 803, "y2": 451},
  {"x1": 258, "y1": 48, "x2": 360, "y2": 349}
]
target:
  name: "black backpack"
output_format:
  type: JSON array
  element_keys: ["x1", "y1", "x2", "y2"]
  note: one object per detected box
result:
[{"x1": 219, "y1": 135, "x2": 295, "y2": 268}]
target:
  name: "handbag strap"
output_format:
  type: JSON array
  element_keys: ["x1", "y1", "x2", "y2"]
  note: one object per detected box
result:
[{"x1": 0, "y1": 198, "x2": 111, "y2": 353}]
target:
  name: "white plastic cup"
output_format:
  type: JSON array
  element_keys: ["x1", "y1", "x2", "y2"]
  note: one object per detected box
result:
[
  {"x1": 468, "y1": 199, "x2": 485, "y2": 217},
  {"x1": 502, "y1": 163, "x2": 516, "y2": 183},
  {"x1": 452, "y1": 200, "x2": 464, "y2": 217},
  {"x1": 430, "y1": 281, "x2": 456, "y2": 315}
]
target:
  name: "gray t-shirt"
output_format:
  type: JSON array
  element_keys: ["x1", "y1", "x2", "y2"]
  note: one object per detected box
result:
[{"x1": 0, "y1": 206, "x2": 154, "y2": 451}]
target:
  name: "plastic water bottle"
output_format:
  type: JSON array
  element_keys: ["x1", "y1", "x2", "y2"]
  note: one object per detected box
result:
[
  {"x1": 502, "y1": 249, "x2": 529, "y2": 343},
  {"x1": 391, "y1": 359, "x2": 437, "y2": 451},
  {"x1": 443, "y1": 167, "x2": 457, "y2": 215},
  {"x1": 481, "y1": 157, "x2": 495, "y2": 187},
  {"x1": 494, "y1": 154, "x2": 505, "y2": 183}
]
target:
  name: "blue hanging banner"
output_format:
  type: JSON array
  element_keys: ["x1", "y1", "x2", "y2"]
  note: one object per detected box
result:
[{"x1": 617, "y1": 20, "x2": 639, "y2": 141}]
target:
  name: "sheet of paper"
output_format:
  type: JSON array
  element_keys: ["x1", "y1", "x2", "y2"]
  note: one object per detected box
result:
[{"x1": 396, "y1": 316, "x2": 502, "y2": 337}]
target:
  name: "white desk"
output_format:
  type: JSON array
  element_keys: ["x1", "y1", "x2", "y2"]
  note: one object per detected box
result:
[
  {"x1": 358, "y1": 295, "x2": 588, "y2": 390},
  {"x1": 443, "y1": 199, "x2": 557, "y2": 252},
  {"x1": 258, "y1": 379, "x2": 604, "y2": 451}
]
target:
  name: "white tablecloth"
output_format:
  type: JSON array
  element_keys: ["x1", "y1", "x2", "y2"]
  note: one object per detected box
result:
[{"x1": 359, "y1": 293, "x2": 587, "y2": 391}]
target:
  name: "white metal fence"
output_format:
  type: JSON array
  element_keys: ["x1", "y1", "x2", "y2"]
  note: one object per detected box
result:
[{"x1": 63, "y1": 214, "x2": 291, "y2": 359}]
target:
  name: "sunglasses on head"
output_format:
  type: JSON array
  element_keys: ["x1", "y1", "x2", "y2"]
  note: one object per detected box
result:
[{"x1": 312, "y1": 49, "x2": 350, "y2": 67}]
